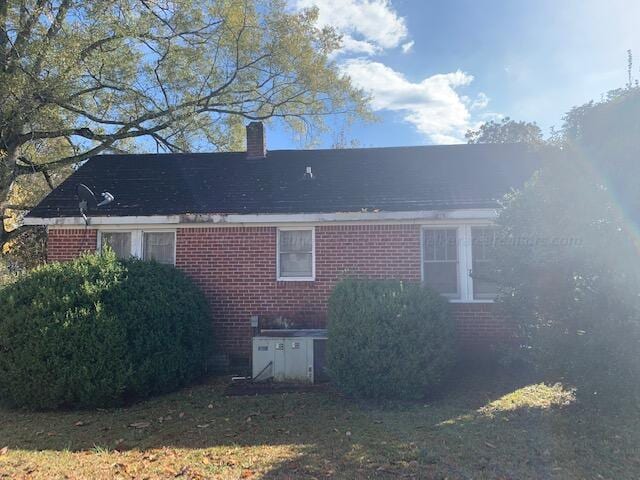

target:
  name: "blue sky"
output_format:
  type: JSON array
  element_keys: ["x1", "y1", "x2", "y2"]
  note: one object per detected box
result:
[{"x1": 268, "y1": 0, "x2": 640, "y2": 149}]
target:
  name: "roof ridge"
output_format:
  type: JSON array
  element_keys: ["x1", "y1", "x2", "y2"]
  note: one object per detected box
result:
[
  {"x1": 266, "y1": 143, "x2": 521, "y2": 153},
  {"x1": 90, "y1": 142, "x2": 532, "y2": 159}
]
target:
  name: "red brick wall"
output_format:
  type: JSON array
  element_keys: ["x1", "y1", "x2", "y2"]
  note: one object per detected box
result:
[
  {"x1": 452, "y1": 303, "x2": 516, "y2": 354},
  {"x1": 47, "y1": 225, "x2": 514, "y2": 364},
  {"x1": 176, "y1": 224, "x2": 425, "y2": 362},
  {"x1": 46, "y1": 228, "x2": 97, "y2": 262}
]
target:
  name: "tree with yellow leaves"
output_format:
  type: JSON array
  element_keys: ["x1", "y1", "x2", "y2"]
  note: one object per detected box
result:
[{"x1": 0, "y1": 0, "x2": 369, "y2": 259}]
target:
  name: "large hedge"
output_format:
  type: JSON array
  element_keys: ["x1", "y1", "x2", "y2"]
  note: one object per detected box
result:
[
  {"x1": 327, "y1": 279, "x2": 455, "y2": 399},
  {"x1": 0, "y1": 250, "x2": 213, "y2": 409},
  {"x1": 493, "y1": 88, "x2": 640, "y2": 393}
]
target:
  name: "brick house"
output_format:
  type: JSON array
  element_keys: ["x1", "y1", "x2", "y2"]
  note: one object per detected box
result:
[{"x1": 25, "y1": 122, "x2": 541, "y2": 367}]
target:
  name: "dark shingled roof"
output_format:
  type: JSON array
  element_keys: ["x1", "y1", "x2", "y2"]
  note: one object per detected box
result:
[{"x1": 27, "y1": 144, "x2": 544, "y2": 219}]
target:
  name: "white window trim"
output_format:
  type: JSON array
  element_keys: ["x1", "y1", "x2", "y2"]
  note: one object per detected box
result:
[
  {"x1": 277, "y1": 227, "x2": 315, "y2": 281},
  {"x1": 421, "y1": 224, "x2": 495, "y2": 303},
  {"x1": 97, "y1": 229, "x2": 176, "y2": 266}
]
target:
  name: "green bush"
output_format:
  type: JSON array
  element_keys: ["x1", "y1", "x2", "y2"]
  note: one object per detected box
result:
[
  {"x1": 0, "y1": 249, "x2": 213, "y2": 409},
  {"x1": 327, "y1": 279, "x2": 455, "y2": 399}
]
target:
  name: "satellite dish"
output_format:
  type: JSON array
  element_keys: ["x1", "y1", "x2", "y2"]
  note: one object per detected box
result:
[
  {"x1": 76, "y1": 183, "x2": 115, "y2": 225},
  {"x1": 97, "y1": 191, "x2": 114, "y2": 207},
  {"x1": 77, "y1": 183, "x2": 96, "y2": 206}
]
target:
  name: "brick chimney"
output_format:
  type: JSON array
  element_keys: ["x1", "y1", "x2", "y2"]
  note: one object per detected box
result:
[{"x1": 246, "y1": 121, "x2": 266, "y2": 159}]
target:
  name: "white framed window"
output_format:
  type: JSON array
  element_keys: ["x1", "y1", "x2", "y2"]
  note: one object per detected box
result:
[
  {"x1": 471, "y1": 226, "x2": 499, "y2": 300},
  {"x1": 277, "y1": 227, "x2": 315, "y2": 281},
  {"x1": 421, "y1": 224, "x2": 496, "y2": 303},
  {"x1": 143, "y1": 231, "x2": 176, "y2": 265},
  {"x1": 422, "y1": 227, "x2": 460, "y2": 299},
  {"x1": 98, "y1": 229, "x2": 176, "y2": 265}
]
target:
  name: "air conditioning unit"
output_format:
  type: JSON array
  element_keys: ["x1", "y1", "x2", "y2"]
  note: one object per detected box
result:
[{"x1": 252, "y1": 329, "x2": 328, "y2": 384}]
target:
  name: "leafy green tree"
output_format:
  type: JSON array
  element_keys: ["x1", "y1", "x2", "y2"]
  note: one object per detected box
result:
[
  {"x1": 465, "y1": 117, "x2": 544, "y2": 145},
  {"x1": 0, "y1": 0, "x2": 369, "y2": 252},
  {"x1": 494, "y1": 86, "x2": 640, "y2": 390}
]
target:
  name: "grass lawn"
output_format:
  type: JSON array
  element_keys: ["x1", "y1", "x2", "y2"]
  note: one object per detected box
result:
[{"x1": 1, "y1": 366, "x2": 639, "y2": 480}]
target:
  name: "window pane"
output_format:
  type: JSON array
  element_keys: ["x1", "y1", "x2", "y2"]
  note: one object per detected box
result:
[
  {"x1": 424, "y1": 228, "x2": 457, "y2": 261},
  {"x1": 279, "y1": 230, "x2": 312, "y2": 253},
  {"x1": 423, "y1": 262, "x2": 458, "y2": 295},
  {"x1": 446, "y1": 229, "x2": 457, "y2": 261},
  {"x1": 472, "y1": 263, "x2": 499, "y2": 298},
  {"x1": 423, "y1": 230, "x2": 435, "y2": 261},
  {"x1": 101, "y1": 232, "x2": 131, "y2": 259},
  {"x1": 472, "y1": 227, "x2": 493, "y2": 261},
  {"x1": 280, "y1": 253, "x2": 313, "y2": 277},
  {"x1": 434, "y1": 230, "x2": 446, "y2": 260},
  {"x1": 472, "y1": 227, "x2": 498, "y2": 299},
  {"x1": 472, "y1": 230, "x2": 483, "y2": 260},
  {"x1": 423, "y1": 228, "x2": 459, "y2": 296},
  {"x1": 143, "y1": 232, "x2": 175, "y2": 265}
]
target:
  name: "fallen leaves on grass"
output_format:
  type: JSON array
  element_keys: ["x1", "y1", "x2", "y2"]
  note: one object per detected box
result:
[{"x1": 0, "y1": 373, "x2": 637, "y2": 480}]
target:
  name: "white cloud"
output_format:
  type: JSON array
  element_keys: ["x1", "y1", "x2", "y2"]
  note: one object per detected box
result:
[
  {"x1": 470, "y1": 92, "x2": 489, "y2": 110},
  {"x1": 339, "y1": 36, "x2": 378, "y2": 56},
  {"x1": 341, "y1": 59, "x2": 486, "y2": 144},
  {"x1": 293, "y1": 0, "x2": 407, "y2": 55},
  {"x1": 291, "y1": 1, "x2": 498, "y2": 142},
  {"x1": 401, "y1": 40, "x2": 414, "y2": 54}
]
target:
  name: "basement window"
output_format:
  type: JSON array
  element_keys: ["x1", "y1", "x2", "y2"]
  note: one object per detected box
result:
[{"x1": 277, "y1": 228, "x2": 315, "y2": 281}]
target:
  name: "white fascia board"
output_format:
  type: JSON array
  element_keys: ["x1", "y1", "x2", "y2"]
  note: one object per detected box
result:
[
  {"x1": 23, "y1": 215, "x2": 182, "y2": 226},
  {"x1": 24, "y1": 208, "x2": 498, "y2": 226},
  {"x1": 198, "y1": 209, "x2": 498, "y2": 224}
]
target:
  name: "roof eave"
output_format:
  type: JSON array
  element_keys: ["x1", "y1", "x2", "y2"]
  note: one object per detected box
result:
[{"x1": 23, "y1": 208, "x2": 499, "y2": 226}]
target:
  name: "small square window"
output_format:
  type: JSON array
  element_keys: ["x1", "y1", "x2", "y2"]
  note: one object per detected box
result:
[{"x1": 278, "y1": 229, "x2": 314, "y2": 280}]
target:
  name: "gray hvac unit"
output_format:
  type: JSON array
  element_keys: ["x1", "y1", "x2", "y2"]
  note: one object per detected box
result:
[{"x1": 252, "y1": 329, "x2": 328, "y2": 383}]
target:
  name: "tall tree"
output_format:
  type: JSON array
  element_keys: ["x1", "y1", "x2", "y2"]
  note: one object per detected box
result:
[
  {"x1": 465, "y1": 117, "x2": 544, "y2": 145},
  {"x1": 493, "y1": 86, "x2": 640, "y2": 391},
  {"x1": 0, "y1": 0, "x2": 369, "y2": 252}
]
